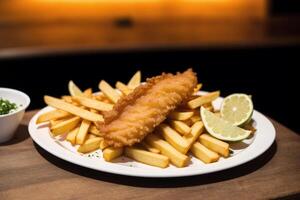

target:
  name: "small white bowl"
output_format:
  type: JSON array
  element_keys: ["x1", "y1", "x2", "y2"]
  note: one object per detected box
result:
[{"x1": 0, "y1": 88, "x2": 30, "y2": 143}]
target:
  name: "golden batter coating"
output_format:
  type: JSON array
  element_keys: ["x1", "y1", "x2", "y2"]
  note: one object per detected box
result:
[{"x1": 96, "y1": 69, "x2": 197, "y2": 147}]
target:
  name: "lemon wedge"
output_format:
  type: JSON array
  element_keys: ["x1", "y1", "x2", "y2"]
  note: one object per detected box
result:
[
  {"x1": 201, "y1": 107, "x2": 251, "y2": 141},
  {"x1": 221, "y1": 93, "x2": 253, "y2": 126},
  {"x1": 68, "y1": 80, "x2": 83, "y2": 97}
]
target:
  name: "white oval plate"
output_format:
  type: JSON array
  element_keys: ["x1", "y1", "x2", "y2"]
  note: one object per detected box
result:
[{"x1": 28, "y1": 93, "x2": 275, "y2": 178}]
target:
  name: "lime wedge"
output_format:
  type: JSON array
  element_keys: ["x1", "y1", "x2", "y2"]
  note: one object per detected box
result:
[
  {"x1": 68, "y1": 80, "x2": 83, "y2": 97},
  {"x1": 220, "y1": 93, "x2": 253, "y2": 126},
  {"x1": 201, "y1": 107, "x2": 251, "y2": 141}
]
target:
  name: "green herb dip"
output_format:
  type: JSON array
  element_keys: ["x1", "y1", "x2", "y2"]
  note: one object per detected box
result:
[{"x1": 0, "y1": 98, "x2": 18, "y2": 115}]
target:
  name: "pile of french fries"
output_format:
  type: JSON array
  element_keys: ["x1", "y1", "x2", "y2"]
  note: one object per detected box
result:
[{"x1": 37, "y1": 71, "x2": 237, "y2": 168}]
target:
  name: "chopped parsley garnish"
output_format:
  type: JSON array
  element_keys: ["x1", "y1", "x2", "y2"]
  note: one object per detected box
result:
[{"x1": 0, "y1": 98, "x2": 18, "y2": 115}]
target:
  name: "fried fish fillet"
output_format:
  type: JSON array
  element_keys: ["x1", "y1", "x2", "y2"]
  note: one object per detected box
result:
[{"x1": 97, "y1": 69, "x2": 197, "y2": 147}]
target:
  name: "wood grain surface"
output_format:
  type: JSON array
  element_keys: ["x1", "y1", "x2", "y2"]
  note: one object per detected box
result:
[{"x1": 0, "y1": 110, "x2": 299, "y2": 200}]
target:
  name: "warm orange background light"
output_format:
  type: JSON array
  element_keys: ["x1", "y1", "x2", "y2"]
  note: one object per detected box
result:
[
  {"x1": 0, "y1": 0, "x2": 267, "y2": 24},
  {"x1": 0, "y1": 0, "x2": 268, "y2": 50}
]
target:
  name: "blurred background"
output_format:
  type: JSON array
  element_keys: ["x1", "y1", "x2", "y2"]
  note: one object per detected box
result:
[{"x1": 0, "y1": 0, "x2": 299, "y2": 132}]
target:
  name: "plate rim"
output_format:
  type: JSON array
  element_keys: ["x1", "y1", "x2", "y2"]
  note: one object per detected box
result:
[{"x1": 28, "y1": 94, "x2": 276, "y2": 178}]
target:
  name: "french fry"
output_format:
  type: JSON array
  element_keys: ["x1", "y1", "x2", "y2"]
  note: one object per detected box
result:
[
  {"x1": 49, "y1": 118, "x2": 71, "y2": 127},
  {"x1": 190, "y1": 115, "x2": 201, "y2": 123},
  {"x1": 158, "y1": 124, "x2": 190, "y2": 154},
  {"x1": 203, "y1": 103, "x2": 214, "y2": 112},
  {"x1": 49, "y1": 119, "x2": 59, "y2": 127},
  {"x1": 182, "y1": 121, "x2": 204, "y2": 154},
  {"x1": 191, "y1": 142, "x2": 220, "y2": 163},
  {"x1": 44, "y1": 96, "x2": 104, "y2": 122},
  {"x1": 94, "y1": 94, "x2": 103, "y2": 101},
  {"x1": 205, "y1": 106, "x2": 214, "y2": 112},
  {"x1": 99, "y1": 80, "x2": 121, "y2": 104},
  {"x1": 182, "y1": 119, "x2": 193, "y2": 127},
  {"x1": 193, "y1": 109, "x2": 200, "y2": 116},
  {"x1": 168, "y1": 120, "x2": 191, "y2": 135},
  {"x1": 146, "y1": 134, "x2": 190, "y2": 168},
  {"x1": 76, "y1": 120, "x2": 91, "y2": 145},
  {"x1": 36, "y1": 109, "x2": 72, "y2": 124},
  {"x1": 73, "y1": 96, "x2": 113, "y2": 111},
  {"x1": 199, "y1": 134, "x2": 229, "y2": 157},
  {"x1": 83, "y1": 88, "x2": 93, "y2": 97},
  {"x1": 168, "y1": 111, "x2": 194, "y2": 121},
  {"x1": 203, "y1": 102, "x2": 212, "y2": 108},
  {"x1": 89, "y1": 125, "x2": 102, "y2": 136},
  {"x1": 66, "y1": 127, "x2": 80, "y2": 145},
  {"x1": 103, "y1": 147, "x2": 124, "y2": 161},
  {"x1": 86, "y1": 134, "x2": 97, "y2": 139},
  {"x1": 116, "y1": 81, "x2": 133, "y2": 95},
  {"x1": 89, "y1": 108, "x2": 98, "y2": 114},
  {"x1": 66, "y1": 127, "x2": 79, "y2": 145},
  {"x1": 125, "y1": 147, "x2": 169, "y2": 168},
  {"x1": 187, "y1": 91, "x2": 220, "y2": 109},
  {"x1": 61, "y1": 96, "x2": 73, "y2": 103},
  {"x1": 77, "y1": 137, "x2": 102, "y2": 153},
  {"x1": 141, "y1": 141, "x2": 160, "y2": 154},
  {"x1": 127, "y1": 70, "x2": 141, "y2": 89},
  {"x1": 71, "y1": 101, "x2": 81, "y2": 107},
  {"x1": 99, "y1": 140, "x2": 109, "y2": 150},
  {"x1": 193, "y1": 83, "x2": 202, "y2": 94},
  {"x1": 102, "y1": 98, "x2": 112, "y2": 104},
  {"x1": 51, "y1": 116, "x2": 81, "y2": 136},
  {"x1": 95, "y1": 93, "x2": 113, "y2": 104}
]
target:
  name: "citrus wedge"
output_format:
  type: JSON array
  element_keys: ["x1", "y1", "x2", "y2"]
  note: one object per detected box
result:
[
  {"x1": 220, "y1": 93, "x2": 253, "y2": 126},
  {"x1": 201, "y1": 107, "x2": 251, "y2": 141},
  {"x1": 68, "y1": 80, "x2": 83, "y2": 97}
]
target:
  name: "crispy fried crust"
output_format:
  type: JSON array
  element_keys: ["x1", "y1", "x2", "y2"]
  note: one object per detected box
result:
[{"x1": 96, "y1": 69, "x2": 197, "y2": 147}]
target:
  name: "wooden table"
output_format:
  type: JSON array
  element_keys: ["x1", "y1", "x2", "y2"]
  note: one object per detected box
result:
[{"x1": 0, "y1": 110, "x2": 299, "y2": 200}]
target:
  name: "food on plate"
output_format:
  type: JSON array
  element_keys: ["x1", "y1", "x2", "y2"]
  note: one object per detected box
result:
[
  {"x1": 158, "y1": 123, "x2": 190, "y2": 154},
  {"x1": 168, "y1": 111, "x2": 194, "y2": 121},
  {"x1": 99, "y1": 140, "x2": 109, "y2": 150},
  {"x1": 76, "y1": 120, "x2": 91, "y2": 145},
  {"x1": 124, "y1": 147, "x2": 169, "y2": 168},
  {"x1": 0, "y1": 98, "x2": 19, "y2": 115},
  {"x1": 99, "y1": 80, "x2": 121, "y2": 104},
  {"x1": 68, "y1": 80, "x2": 83, "y2": 97},
  {"x1": 187, "y1": 91, "x2": 220, "y2": 109},
  {"x1": 190, "y1": 115, "x2": 201, "y2": 124},
  {"x1": 182, "y1": 121, "x2": 205, "y2": 154},
  {"x1": 201, "y1": 107, "x2": 251, "y2": 141},
  {"x1": 146, "y1": 134, "x2": 190, "y2": 167},
  {"x1": 66, "y1": 127, "x2": 79, "y2": 145},
  {"x1": 77, "y1": 137, "x2": 102, "y2": 153},
  {"x1": 97, "y1": 69, "x2": 197, "y2": 148},
  {"x1": 127, "y1": 70, "x2": 141, "y2": 89},
  {"x1": 220, "y1": 93, "x2": 253, "y2": 126},
  {"x1": 168, "y1": 120, "x2": 191, "y2": 135},
  {"x1": 38, "y1": 69, "x2": 256, "y2": 168},
  {"x1": 115, "y1": 81, "x2": 132, "y2": 95},
  {"x1": 83, "y1": 88, "x2": 93, "y2": 97},
  {"x1": 199, "y1": 134, "x2": 230, "y2": 157},
  {"x1": 193, "y1": 83, "x2": 202, "y2": 94},
  {"x1": 44, "y1": 96, "x2": 104, "y2": 122},
  {"x1": 191, "y1": 142, "x2": 220, "y2": 163},
  {"x1": 73, "y1": 96, "x2": 113, "y2": 111},
  {"x1": 140, "y1": 141, "x2": 160, "y2": 154},
  {"x1": 50, "y1": 116, "x2": 81, "y2": 136},
  {"x1": 36, "y1": 109, "x2": 72, "y2": 124},
  {"x1": 103, "y1": 147, "x2": 124, "y2": 161}
]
